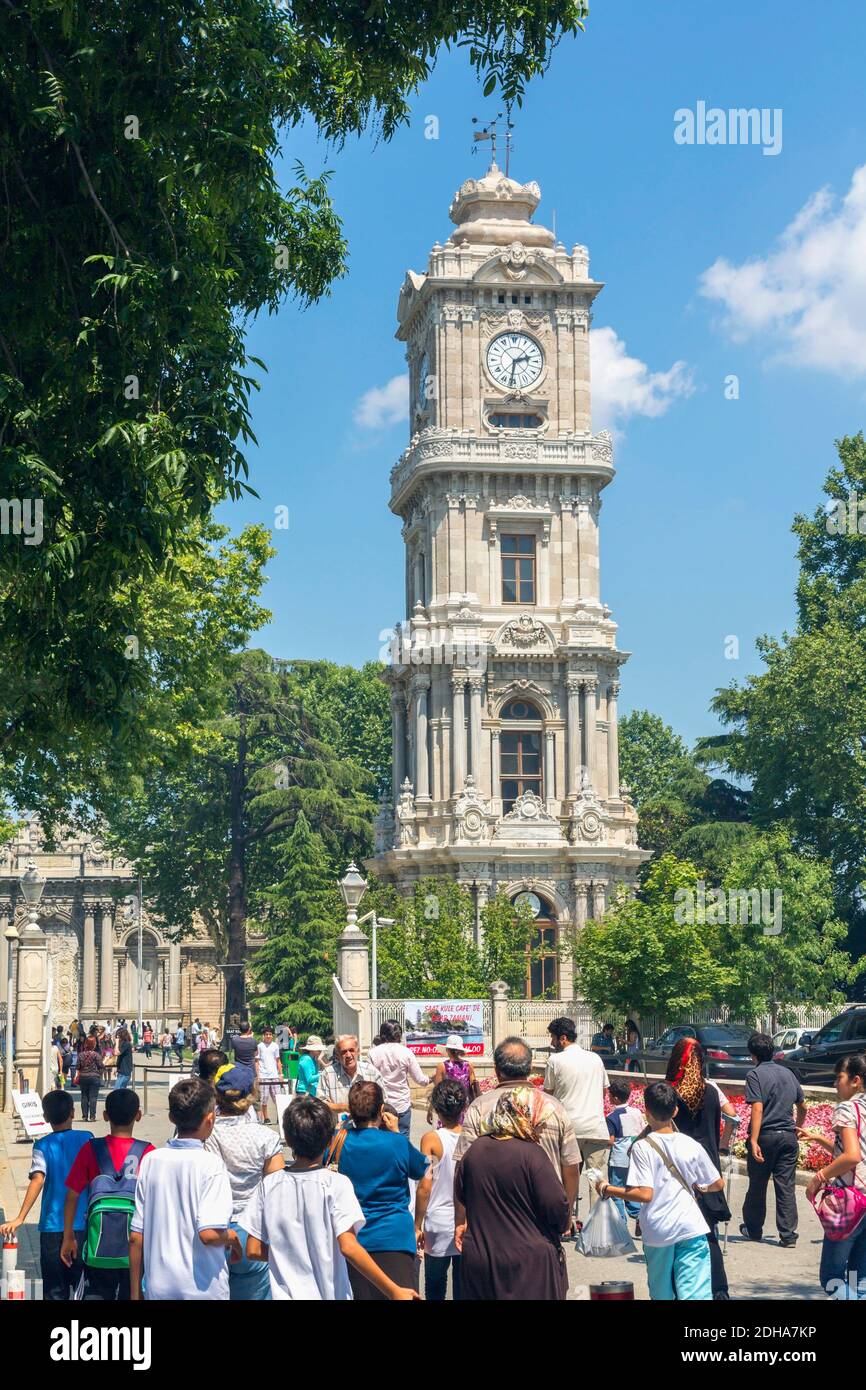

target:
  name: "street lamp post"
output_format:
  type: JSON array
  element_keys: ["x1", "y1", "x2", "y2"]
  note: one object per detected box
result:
[
  {"x1": 3, "y1": 919, "x2": 18, "y2": 1113},
  {"x1": 338, "y1": 862, "x2": 368, "y2": 929},
  {"x1": 15, "y1": 859, "x2": 47, "y2": 1093}
]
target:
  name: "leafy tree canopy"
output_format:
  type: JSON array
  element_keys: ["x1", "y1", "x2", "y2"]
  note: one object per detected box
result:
[{"x1": 0, "y1": 0, "x2": 588, "y2": 759}]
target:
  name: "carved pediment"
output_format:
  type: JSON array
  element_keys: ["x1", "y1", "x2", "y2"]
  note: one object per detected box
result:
[{"x1": 494, "y1": 613, "x2": 555, "y2": 653}]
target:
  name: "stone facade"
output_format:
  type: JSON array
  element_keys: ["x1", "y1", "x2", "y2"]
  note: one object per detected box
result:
[
  {"x1": 369, "y1": 162, "x2": 650, "y2": 997},
  {"x1": 0, "y1": 818, "x2": 225, "y2": 1031}
]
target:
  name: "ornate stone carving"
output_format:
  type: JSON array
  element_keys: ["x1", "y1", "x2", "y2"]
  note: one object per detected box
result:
[
  {"x1": 591, "y1": 429, "x2": 614, "y2": 465},
  {"x1": 453, "y1": 776, "x2": 493, "y2": 844},
  {"x1": 500, "y1": 613, "x2": 549, "y2": 650},
  {"x1": 500, "y1": 241, "x2": 537, "y2": 280},
  {"x1": 395, "y1": 778, "x2": 418, "y2": 848},
  {"x1": 374, "y1": 796, "x2": 394, "y2": 854},
  {"x1": 494, "y1": 792, "x2": 564, "y2": 845}
]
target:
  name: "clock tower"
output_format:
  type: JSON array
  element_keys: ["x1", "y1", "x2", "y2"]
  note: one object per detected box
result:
[{"x1": 371, "y1": 161, "x2": 649, "y2": 1000}]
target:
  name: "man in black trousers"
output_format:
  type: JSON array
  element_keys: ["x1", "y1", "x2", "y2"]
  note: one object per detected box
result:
[{"x1": 740, "y1": 1032, "x2": 807, "y2": 1247}]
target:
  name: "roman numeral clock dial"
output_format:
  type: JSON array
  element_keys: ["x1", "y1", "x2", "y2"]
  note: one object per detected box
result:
[{"x1": 486, "y1": 331, "x2": 544, "y2": 390}]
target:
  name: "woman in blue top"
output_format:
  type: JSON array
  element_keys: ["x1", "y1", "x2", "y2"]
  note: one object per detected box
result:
[
  {"x1": 332, "y1": 1080, "x2": 428, "y2": 1300},
  {"x1": 295, "y1": 1035, "x2": 324, "y2": 1096}
]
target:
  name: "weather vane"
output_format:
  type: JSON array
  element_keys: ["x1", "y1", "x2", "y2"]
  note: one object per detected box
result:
[{"x1": 472, "y1": 114, "x2": 514, "y2": 176}]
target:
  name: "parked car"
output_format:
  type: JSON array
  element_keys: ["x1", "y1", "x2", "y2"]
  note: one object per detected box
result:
[
  {"x1": 630, "y1": 1023, "x2": 756, "y2": 1081},
  {"x1": 780, "y1": 1005, "x2": 866, "y2": 1085},
  {"x1": 772, "y1": 1027, "x2": 814, "y2": 1061}
]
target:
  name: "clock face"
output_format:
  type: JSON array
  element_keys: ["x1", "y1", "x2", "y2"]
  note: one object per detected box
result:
[
  {"x1": 417, "y1": 351, "x2": 429, "y2": 406},
  {"x1": 486, "y1": 332, "x2": 544, "y2": 389}
]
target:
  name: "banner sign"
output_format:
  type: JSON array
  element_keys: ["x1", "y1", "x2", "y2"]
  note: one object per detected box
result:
[
  {"x1": 12, "y1": 1089, "x2": 49, "y2": 1139},
  {"x1": 403, "y1": 1000, "x2": 485, "y2": 1057}
]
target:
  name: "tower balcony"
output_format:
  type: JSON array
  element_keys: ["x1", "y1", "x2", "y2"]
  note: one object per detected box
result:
[{"x1": 390, "y1": 428, "x2": 614, "y2": 512}]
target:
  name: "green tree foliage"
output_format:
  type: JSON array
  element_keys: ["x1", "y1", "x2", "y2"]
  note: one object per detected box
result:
[
  {"x1": 479, "y1": 892, "x2": 542, "y2": 997},
  {"x1": 369, "y1": 879, "x2": 486, "y2": 999},
  {"x1": 574, "y1": 855, "x2": 736, "y2": 1019},
  {"x1": 619, "y1": 710, "x2": 695, "y2": 806},
  {"x1": 0, "y1": 0, "x2": 588, "y2": 758},
  {"x1": 619, "y1": 709, "x2": 753, "y2": 880},
  {"x1": 250, "y1": 812, "x2": 344, "y2": 1032},
  {"x1": 289, "y1": 660, "x2": 391, "y2": 796},
  {"x1": 95, "y1": 648, "x2": 373, "y2": 1023},
  {"x1": 363, "y1": 879, "x2": 541, "y2": 999},
  {"x1": 703, "y1": 435, "x2": 866, "y2": 903},
  {"x1": 718, "y1": 830, "x2": 854, "y2": 1030}
]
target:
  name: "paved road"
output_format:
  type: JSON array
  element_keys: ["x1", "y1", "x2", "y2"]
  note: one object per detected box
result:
[{"x1": 1, "y1": 1070, "x2": 826, "y2": 1300}]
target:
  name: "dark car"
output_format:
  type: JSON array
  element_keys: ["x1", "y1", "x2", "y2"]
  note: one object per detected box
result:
[
  {"x1": 780, "y1": 1005, "x2": 866, "y2": 1086},
  {"x1": 631, "y1": 1023, "x2": 756, "y2": 1081}
]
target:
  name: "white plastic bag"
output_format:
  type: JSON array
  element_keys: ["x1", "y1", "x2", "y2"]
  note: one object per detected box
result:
[{"x1": 575, "y1": 1196, "x2": 636, "y2": 1258}]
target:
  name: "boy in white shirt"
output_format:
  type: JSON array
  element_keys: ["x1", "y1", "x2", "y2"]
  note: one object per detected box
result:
[
  {"x1": 596, "y1": 1080, "x2": 723, "y2": 1300},
  {"x1": 256, "y1": 1026, "x2": 284, "y2": 1125},
  {"x1": 241, "y1": 1096, "x2": 419, "y2": 1301},
  {"x1": 130, "y1": 1078, "x2": 239, "y2": 1301}
]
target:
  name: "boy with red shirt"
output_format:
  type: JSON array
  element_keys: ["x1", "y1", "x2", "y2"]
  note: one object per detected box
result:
[{"x1": 61, "y1": 1088, "x2": 154, "y2": 1300}]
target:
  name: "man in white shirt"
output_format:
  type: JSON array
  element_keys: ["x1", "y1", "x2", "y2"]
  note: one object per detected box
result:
[
  {"x1": 544, "y1": 1016, "x2": 609, "y2": 1175},
  {"x1": 130, "y1": 1078, "x2": 238, "y2": 1301},
  {"x1": 256, "y1": 1026, "x2": 284, "y2": 1125}
]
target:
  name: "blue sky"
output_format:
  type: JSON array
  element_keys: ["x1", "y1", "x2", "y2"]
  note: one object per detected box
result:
[{"x1": 217, "y1": 0, "x2": 866, "y2": 748}]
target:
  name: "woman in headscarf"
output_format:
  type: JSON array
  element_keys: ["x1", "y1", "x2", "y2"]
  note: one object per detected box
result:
[
  {"x1": 665, "y1": 1037, "x2": 737, "y2": 1300},
  {"x1": 454, "y1": 1085, "x2": 570, "y2": 1301}
]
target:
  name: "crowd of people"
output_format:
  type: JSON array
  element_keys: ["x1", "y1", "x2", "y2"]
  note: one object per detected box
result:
[{"x1": 3, "y1": 1015, "x2": 865, "y2": 1300}]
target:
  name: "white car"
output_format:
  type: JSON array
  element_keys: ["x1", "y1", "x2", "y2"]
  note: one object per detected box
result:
[{"x1": 772, "y1": 1027, "x2": 814, "y2": 1059}]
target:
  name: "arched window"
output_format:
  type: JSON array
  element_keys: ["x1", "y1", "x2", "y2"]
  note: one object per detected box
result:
[
  {"x1": 500, "y1": 699, "x2": 543, "y2": 812},
  {"x1": 513, "y1": 891, "x2": 558, "y2": 998},
  {"x1": 500, "y1": 699, "x2": 542, "y2": 721}
]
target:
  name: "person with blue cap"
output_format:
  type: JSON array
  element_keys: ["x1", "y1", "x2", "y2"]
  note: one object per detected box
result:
[{"x1": 204, "y1": 1062, "x2": 285, "y2": 1299}]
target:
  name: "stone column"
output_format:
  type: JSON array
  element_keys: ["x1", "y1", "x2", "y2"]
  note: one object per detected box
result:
[
  {"x1": 584, "y1": 678, "x2": 598, "y2": 789},
  {"x1": 82, "y1": 903, "x2": 97, "y2": 1018},
  {"x1": 337, "y1": 918, "x2": 371, "y2": 1052},
  {"x1": 566, "y1": 676, "x2": 582, "y2": 798},
  {"x1": 0, "y1": 908, "x2": 7, "y2": 1009},
  {"x1": 468, "y1": 676, "x2": 483, "y2": 781},
  {"x1": 167, "y1": 939, "x2": 182, "y2": 1016},
  {"x1": 98, "y1": 903, "x2": 116, "y2": 1015},
  {"x1": 574, "y1": 881, "x2": 590, "y2": 930},
  {"x1": 451, "y1": 675, "x2": 466, "y2": 794},
  {"x1": 391, "y1": 691, "x2": 406, "y2": 808},
  {"x1": 559, "y1": 922, "x2": 575, "y2": 1001},
  {"x1": 475, "y1": 882, "x2": 489, "y2": 952},
  {"x1": 15, "y1": 908, "x2": 49, "y2": 1091},
  {"x1": 412, "y1": 675, "x2": 431, "y2": 802},
  {"x1": 490, "y1": 729, "x2": 501, "y2": 809},
  {"x1": 544, "y1": 730, "x2": 556, "y2": 806},
  {"x1": 592, "y1": 881, "x2": 607, "y2": 919},
  {"x1": 607, "y1": 680, "x2": 621, "y2": 799},
  {"x1": 490, "y1": 979, "x2": 510, "y2": 1053}
]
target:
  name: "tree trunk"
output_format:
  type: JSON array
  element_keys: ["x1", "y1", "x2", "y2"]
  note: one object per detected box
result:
[{"x1": 223, "y1": 720, "x2": 248, "y2": 1036}]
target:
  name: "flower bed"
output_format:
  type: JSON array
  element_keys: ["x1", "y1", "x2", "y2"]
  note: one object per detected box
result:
[{"x1": 600, "y1": 1082, "x2": 835, "y2": 1173}]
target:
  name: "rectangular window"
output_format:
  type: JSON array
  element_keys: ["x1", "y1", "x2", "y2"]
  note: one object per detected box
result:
[
  {"x1": 528, "y1": 928, "x2": 558, "y2": 998},
  {"x1": 500, "y1": 731, "x2": 542, "y2": 812},
  {"x1": 501, "y1": 534, "x2": 536, "y2": 604}
]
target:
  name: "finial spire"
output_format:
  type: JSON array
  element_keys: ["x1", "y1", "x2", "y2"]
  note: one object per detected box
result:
[{"x1": 471, "y1": 114, "x2": 514, "y2": 176}]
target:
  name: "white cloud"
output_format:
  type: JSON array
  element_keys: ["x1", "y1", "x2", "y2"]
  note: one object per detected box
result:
[
  {"x1": 355, "y1": 332, "x2": 693, "y2": 437},
  {"x1": 354, "y1": 373, "x2": 408, "y2": 430},
  {"x1": 590, "y1": 326, "x2": 694, "y2": 432},
  {"x1": 699, "y1": 162, "x2": 866, "y2": 375}
]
